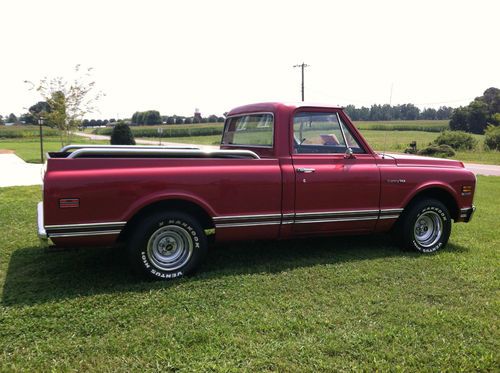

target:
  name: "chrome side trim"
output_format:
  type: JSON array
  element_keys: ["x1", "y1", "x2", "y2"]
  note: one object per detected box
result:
[
  {"x1": 380, "y1": 208, "x2": 404, "y2": 214},
  {"x1": 295, "y1": 209, "x2": 379, "y2": 218},
  {"x1": 294, "y1": 216, "x2": 379, "y2": 224},
  {"x1": 215, "y1": 221, "x2": 281, "y2": 228},
  {"x1": 49, "y1": 230, "x2": 122, "y2": 238},
  {"x1": 45, "y1": 221, "x2": 127, "y2": 230},
  {"x1": 460, "y1": 207, "x2": 473, "y2": 212},
  {"x1": 378, "y1": 215, "x2": 400, "y2": 220},
  {"x1": 213, "y1": 213, "x2": 281, "y2": 222}
]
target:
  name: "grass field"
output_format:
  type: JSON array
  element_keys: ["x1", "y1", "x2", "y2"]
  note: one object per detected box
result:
[
  {"x1": 0, "y1": 137, "x2": 108, "y2": 163},
  {"x1": 0, "y1": 177, "x2": 499, "y2": 371},
  {"x1": 2, "y1": 121, "x2": 499, "y2": 165}
]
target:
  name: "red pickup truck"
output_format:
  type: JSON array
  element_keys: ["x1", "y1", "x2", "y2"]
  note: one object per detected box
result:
[{"x1": 38, "y1": 102, "x2": 476, "y2": 280}]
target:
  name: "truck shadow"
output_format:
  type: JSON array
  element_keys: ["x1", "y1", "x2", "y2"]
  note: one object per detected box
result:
[{"x1": 2, "y1": 235, "x2": 469, "y2": 307}]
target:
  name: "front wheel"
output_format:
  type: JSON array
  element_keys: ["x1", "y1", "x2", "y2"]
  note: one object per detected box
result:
[
  {"x1": 400, "y1": 199, "x2": 451, "y2": 253},
  {"x1": 127, "y1": 211, "x2": 208, "y2": 280}
]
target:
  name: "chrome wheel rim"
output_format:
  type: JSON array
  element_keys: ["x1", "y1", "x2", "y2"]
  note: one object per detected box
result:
[
  {"x1": 147, "y1": 225, "x2": 193, "y2": 271},
  {"x1": 413, "y1": 211, "x2": 443, "y2": 248}
]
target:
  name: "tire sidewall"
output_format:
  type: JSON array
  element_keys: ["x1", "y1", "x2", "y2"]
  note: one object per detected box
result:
[
  {"x1": 128, "y1": 212, "x2": 207, "y2": 280},
  {"x1": 404, "y1": 200, "x2": 451, "y2": 253}
]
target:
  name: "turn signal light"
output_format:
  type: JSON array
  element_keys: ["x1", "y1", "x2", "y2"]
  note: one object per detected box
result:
[{"x1": 461, "y1": 186, "x2": 473, "y2": 196}]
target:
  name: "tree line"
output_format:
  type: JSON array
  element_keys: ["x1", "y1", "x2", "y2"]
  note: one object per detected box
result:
[
  {"x1": 449, "y1": 87, "x2": 500, "y2": 134},
  {"x1": 344, "y1": 104, "x2": 453, "y2": 121}
]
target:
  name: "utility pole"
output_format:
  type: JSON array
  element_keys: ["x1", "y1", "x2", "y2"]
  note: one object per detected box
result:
[{"x1": 293, "y1": 62, "x2": 309, "y2": 101}]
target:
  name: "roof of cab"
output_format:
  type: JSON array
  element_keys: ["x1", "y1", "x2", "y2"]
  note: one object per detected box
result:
[{"x1": 227, "y1": 102, "x2": 344, "y2": 116}]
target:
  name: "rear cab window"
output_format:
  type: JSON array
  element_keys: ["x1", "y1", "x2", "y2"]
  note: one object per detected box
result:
[{"x1": 222, "y1": 113, "x2": 274, "y2": 148}]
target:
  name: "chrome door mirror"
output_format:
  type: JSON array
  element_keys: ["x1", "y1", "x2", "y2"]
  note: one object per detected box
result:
[{"x1": 344, "y1": 147, "x2": 355, "y2": 159}]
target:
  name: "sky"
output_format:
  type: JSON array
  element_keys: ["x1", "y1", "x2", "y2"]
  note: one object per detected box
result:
[{"x1": 1, "y1": 0, "x2": 499, "y2": 119}]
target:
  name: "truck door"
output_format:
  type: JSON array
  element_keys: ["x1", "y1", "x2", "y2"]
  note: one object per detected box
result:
[{"x1": 291, "y1": 110, "x2": 380, "y2": 234}]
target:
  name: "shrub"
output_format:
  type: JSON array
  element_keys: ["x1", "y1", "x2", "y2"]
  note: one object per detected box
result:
[
  {"x1": 434, "y1": 130, "x2": 476, "y2": 150},
  {"x1": 110, "y1": 122, "x2": 136, "y2": 145},
  {"x1": 417, "y1": 144, "x2": 455, "y2": 158},
  {"x1": 484, "y1": 125, "x2": 500, "y2": 151}
]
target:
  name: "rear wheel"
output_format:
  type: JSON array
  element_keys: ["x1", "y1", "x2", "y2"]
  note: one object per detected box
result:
[
  {"x1": 127, "y1": 211, "x2": 208, "y2": 280},
  {"x1": 399, "y1": 199, "x2": 451, "y2": 253}
]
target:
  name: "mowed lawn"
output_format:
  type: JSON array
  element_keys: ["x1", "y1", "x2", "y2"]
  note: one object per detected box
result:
[
  {"x1": 0, "y1": 137, "x2": 108, "y2": 163},
  {"x1": 0, "y1": 177, "x2": 498, "y2": 371}
]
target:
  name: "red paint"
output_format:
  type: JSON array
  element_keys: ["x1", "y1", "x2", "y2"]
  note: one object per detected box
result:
[{"x1": 41, "y1": 102, "x2": 476, "y2": 248}]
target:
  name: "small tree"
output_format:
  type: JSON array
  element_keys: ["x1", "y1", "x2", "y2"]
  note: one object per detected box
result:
[
  {"x1": 26, "y1": 65, "x2": 104, "y2": 145},
  {"x1": 111, "y1": 122, "x2": 136, "y2": 145},
  {"x1": 7, "y1": 113, "x2": 17, "y2": 123}
]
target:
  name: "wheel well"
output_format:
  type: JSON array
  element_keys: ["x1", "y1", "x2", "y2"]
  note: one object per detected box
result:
[
  {"x1": 404, "y1": 187, "x2": 459, "y2": 220},
  {"x1": 118, "y1": 199, "x2": 214, "y2": 243}
]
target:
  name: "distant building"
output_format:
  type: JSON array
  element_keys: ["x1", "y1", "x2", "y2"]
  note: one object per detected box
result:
[{"x1": 194, "y1": 108, "x2": 202, "y2": 122}]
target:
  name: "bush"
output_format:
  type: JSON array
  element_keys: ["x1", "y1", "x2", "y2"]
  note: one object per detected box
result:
[
  {"x1": 417, "y1": 144, "x2": 455, "y2": 158},
  {"x1": 434, "y1": 130, "x2": 476, "y2": 150},
  {"x1": 110, "y1": 122, "x2": 136, "y2": 145},
  {"x1": 484, "y1": 125, "x2": 500, "y2": 151}
]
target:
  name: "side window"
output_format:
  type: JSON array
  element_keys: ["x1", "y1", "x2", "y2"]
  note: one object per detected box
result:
[
  {"x1": 340, "y1": 121, "x2": 364, "y2": 152},
  {"x1": 222, "y1": 114, "x2": 273, "y2": 147},
  {"x1": 293, "y1": 112, "x2": 364, "y2": 154}
]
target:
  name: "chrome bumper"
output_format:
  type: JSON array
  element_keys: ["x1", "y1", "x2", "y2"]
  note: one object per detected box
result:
[
  {"x1": 37, "y1": 202, "x2": 49, "y2": 246},
  {"x1": 460, "y1": 205, "x2": 476, "y2": 223}
]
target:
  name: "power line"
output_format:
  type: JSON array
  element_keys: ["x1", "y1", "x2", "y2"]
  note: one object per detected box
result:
[{"x1": 293, "y1": 63, "x2": 309, "y2": 101}]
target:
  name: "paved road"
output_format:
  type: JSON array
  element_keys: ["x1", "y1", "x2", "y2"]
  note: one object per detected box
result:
[
  {"x1": 463, "y1": 163, "x2": 500, "y2": 177},
  {"x1": 0, "y1": 154, "x2": 44, "y2": 187}
]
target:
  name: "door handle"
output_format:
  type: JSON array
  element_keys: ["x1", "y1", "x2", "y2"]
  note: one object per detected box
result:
[{"x1": 296, "y1": 167, "x2": 316, "y2": 173}]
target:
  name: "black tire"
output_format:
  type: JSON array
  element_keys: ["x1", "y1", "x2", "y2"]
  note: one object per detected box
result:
[
  {"x1": 399, "y1": 198, "x2": 451, "y2": 253},
  {"x1": 127, "y1": 211, "x2": 208, "y2": 280}
]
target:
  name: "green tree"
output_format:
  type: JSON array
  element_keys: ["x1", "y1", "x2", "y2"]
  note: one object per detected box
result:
[
  {"x1": 467, "y1": 100, "x2": 489, "y2": 134},
  {"x1": 449, "y1": 107, "x2": 469, "y2": 131},
  {"x1": 110, "y1": 122, "x2": 136, "y2": 145},
  {"x1": 26, "y1": 65, "x2": 104, "y2": 145},
  {"x1": 7, "y1": 113, "x2": 17, "y2": 123},
  {"x1": 145, "y1": 110, "x2": 161, "y2": 125}
]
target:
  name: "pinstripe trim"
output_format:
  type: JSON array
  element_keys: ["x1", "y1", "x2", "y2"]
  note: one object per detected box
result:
[
  {"x1": 49, "y1": 230, "x2": 122, "y2": 238},
  {"x1": 45, "y1": 221, "x2": 126, "y2": 230}
]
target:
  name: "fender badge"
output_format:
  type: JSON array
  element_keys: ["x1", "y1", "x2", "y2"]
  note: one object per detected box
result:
[{"x1": 386, "y1": 179, "x2": 406, "y2": 184}]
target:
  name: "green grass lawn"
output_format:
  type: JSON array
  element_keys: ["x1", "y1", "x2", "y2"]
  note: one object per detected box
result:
[
  {"x1": 0, "y1": 137, "x2": 108, "y2": 163},
  {"x1": 0, "y1": 177, "x2": 498, "y2": 371}
]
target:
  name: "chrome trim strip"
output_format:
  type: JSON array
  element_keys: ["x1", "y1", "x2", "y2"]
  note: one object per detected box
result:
[
  {"x1": 378, "y1": 215, "x2": 400, "y2": 220},
  {"x1": 215, "y1": 221, "x2": 281, "y2": 228},
  {"x1": 49, "y1": 230, "x2": 122, "y2": 238},
  {"x1": 45, "y1": 221, "x2": 127, "y2": 230},
  {"x1": 295, "y1": 209, "x2": 379, "y2": 218},
  {"x1": 282, "y1": 213, "x2": 295, "y2": 218},
  {"x1": 460, "y1": 207, "x2": 473, "y2": 212},
  {"x1": 294, "y1": 216, "x2": 379, "y2": 224},
  {"x1": 213, "y1": 213, "x2": 281, "y2": 222},
  {"x1": 380, "y1": 208, "x2": 404, "y2": 214}
]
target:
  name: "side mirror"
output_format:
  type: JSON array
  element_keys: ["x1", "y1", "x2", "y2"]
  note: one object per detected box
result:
[{"x1": 344, "y1": 147, "x2": 355, "y2": 159}]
